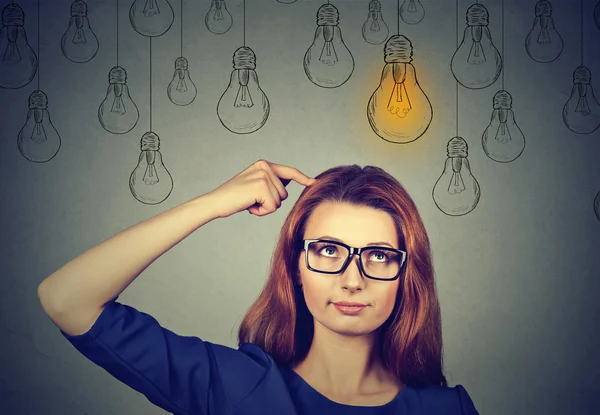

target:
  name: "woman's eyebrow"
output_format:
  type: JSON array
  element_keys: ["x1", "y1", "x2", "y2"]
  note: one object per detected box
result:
[{"x1": 316, "y1": 235, "x2": 395, "y2": 248}]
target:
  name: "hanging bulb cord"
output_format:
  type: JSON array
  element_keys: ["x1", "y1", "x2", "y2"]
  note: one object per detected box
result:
[
  {"x1": 502, "y1": 0, "x2": 504, "y2": 90},
  {"x1": 150, "y1": 37, "x2": 152, "y2": 131},
  {"x1": 243, "y1": 0, "x2": 245, "y2": 46},
  {"x1": 117, "y1": 0, "x2": 119, "y2": 66},
  {"x1": 37, "y1": 0, "x2": 40, "y2": 90},
  {"x1": 580, "y1": 0, "x2": 584, "y2": 67},
  {"x1": 180, "y1": 0, "x2": 183, "y2": 57},
  {"x1": 455, "y1": 0, "x2": 459, "y2": 137}
]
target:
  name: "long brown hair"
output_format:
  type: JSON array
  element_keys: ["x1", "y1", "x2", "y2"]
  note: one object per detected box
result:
[{"x1": 237, "y1": 164, "x2": 447, "y2": 387}]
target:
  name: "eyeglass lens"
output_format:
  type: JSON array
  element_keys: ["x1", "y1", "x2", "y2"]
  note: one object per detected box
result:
[{"x1": 307, "y1": 241, "x2": 402, "y2": 280}]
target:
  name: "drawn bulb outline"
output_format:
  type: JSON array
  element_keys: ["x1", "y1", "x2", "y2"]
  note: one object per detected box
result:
[
  {"x1": 304, "y1": 3, "x2": 355, "y2": 88},
  {"x1": 129, "y1": 0, "x2": 174, "y2": 37},
  {"x1": 130, "y1": 131, "x2": 173, "y2": 205},
  {"x1": 595, "y1": 0, "x2": 600, "y2": 32},
  {"x1": 205, "y1": 0, "x2": 233, "y2": 34},
  {"x1": 482, "y1": 90, "x2": 525, "y2": 163},
  {"x1": 432, "y1": 136, "x2": 481, "y2": 216},
  {"x1": 17, "y1": 90, "x2": 61, "y2": 163},
  {"x1": 562, "y1": 66, "x2": 600, "y2": 134},
  {"x1": 525, "y1": 0, "x2": 563, "y2": 63},
  {"x1": 217, "y1": 46, "x2": 270, "y2": 134},
  {"x1": 98, "y1": 66, "x2": 140, "y2": 134},
  {"x1": 450, "y1": 3, "x2": 502, "y2": 90},
  {"x1": 594, "y1": 191, "x2": 600, "y2": 222},
  {"x1": 400, "y1": 0, "x2": 425, "y2": 25},
  {"x1": 167, "y1": 57, "x2": 197, "y2": 106},
  {"x1": 0, "y1": 3, "x2": 38, "y2": 89},
  {"x1": 362, "y1": 0, "x2": 389, "y2": 45},
  {"x1": 367, "y1": 35, "x2": 432, "y2": 143},
  {"x1": 61, "y1": 0, "x2": 99, "y2": 63}
]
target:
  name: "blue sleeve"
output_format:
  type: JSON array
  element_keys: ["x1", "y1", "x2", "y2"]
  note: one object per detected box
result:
[
  {"x1": 455, "y1": 384, "x2": 480, "y2": 415},
  {"x1": 59, "y1": 297, "x2": 269, "y2": 415}
]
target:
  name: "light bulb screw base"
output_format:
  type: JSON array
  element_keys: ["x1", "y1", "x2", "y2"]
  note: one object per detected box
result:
[
  {"x1": 141, "y1": 132, "x2": 160, "y2": 151},
  {"x1": 29, "y1": 90, "x2": 48, "y2": 109},
  {"x1": 535, "y1": 0, "x2": 552, "y2": 17},
  {"x1": 573, "y1": 66, "x2": 591, "y2": 84},
  {"x1": 71, "y1": 0, "x2": 88, "y2": 17},
  {"x1": 447, "y1": 136, "x2": 468, "y2": 158},
  {"x1": 384, "y1": 35, "x2": 413, "y2": 63},
  {"x1": 175, "y1": 57, "x2": 189, "y2": 70},
  {"x1": 466, "y1": 4, "x2": 489, "y2": 26},
  {"x1": 368, "y1": 0, "x2": 382, "y2": 13},
  {"x1": 109, "y1": 66, "x2": 127, "y2": 84},
  {"x1": 233, "y1": 46, "x2": 256, "y2": 70},
  {"x1": 493, "y1": 90, "x2": 513, "y2": 109},
  {"x1": 2, "y1": 4, "x2": 25, "y2": 26},
  {"x1": 317, "y1": 4, "x2": 339, "y2": 26}
]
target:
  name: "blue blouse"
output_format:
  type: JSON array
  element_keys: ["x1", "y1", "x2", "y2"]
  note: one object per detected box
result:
[{"x1": 59, "y1": 297, "x2": 480, "y2": 415}]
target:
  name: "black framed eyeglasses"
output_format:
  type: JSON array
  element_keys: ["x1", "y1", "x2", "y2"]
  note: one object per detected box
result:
[{"x1": 301, "y1": 239, "x2": 407, "y2": 281}]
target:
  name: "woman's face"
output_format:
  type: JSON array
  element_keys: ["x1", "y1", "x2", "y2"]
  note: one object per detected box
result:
[{"x1": 297, "y1": 201, "x2": 401, "y2": 337}]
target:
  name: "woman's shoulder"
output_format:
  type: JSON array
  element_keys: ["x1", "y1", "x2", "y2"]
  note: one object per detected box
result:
[{"x1": 410, "y1": 383, "x2": 479, "y2": 414}]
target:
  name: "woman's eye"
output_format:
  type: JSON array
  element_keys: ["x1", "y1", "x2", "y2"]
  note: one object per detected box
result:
[
  {"x1": 321, "y1": 246, "x2": 337, "y2": 256},
  {"x1": 370, "y1": 251, "x2": 388, "y2": 261}
]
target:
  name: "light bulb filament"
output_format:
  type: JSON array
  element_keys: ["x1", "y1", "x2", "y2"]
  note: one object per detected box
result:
[
  {"x1": 448, "y1": 158, "x2": 466, "y2": 194},
  {"x1": 575, "y1": 96, "x2": 590, "y2": 115},
  {"x1": 387, "y1": 82, "x2": 412, "y2": 117},
  {"x1": 407, "y1": 0, "x2": 417, "y2": 12},
  {"x1": 319, "y1": 41, "x2": 338, "y2": 65},
  {"x1": 370, "y1": 14, "x2": 381, "y2": 31},
  {"x1": 234, "y1": 85, "x2": 253, "y2": 107},
  {"x1": 143, "y1": 0, "x2": 160, "y2": 17},
  {"x1": 142, "y1": 151, "x2": 159, "y2": 185},
  {"x1": 176, "y1": 72, "x2": 188, "y2": 93},
  {"x1": 467, "y1": 27, "x2": 486, "y2": 65},
  {"x1": 214, "y1": 3, "x2": 224, "y2": 20},
  {"x1": 3, "y1": 42, "x2": 21, "y2": 64},
  {"x1": 537, "y1": 18, "x2": 550, "y2": 44},
  {"x1": 73, "y1": 27, "x2": 87, "y2": 44},
  {"x1": 31, "y1": 112, "x2": 46, "y2": 144}
]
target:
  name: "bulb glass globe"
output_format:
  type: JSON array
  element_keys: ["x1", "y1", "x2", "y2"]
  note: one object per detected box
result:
[
  {"x1": 362, "y1": 0, "x2": 389, "y2": 45},
  {"x1": 450, "y1": 3, "x2": 502, "y2": 89},
  {"x1": 367, "y1": 35, "x2": 432, "y2": 143},
  {"x1": 205, "y1": 0, "x2": 233, "y2": 34},
  {"x1": 17, "y1": 90, "x2": 61, "y2": 163},
  {"x1": 525, "y1": 1, "x2": 562, "y2": 63},
  {"x1": 304, "y1": 4, "x2": 354, "y2": 88},
  {"x1": 130, "y1": 131, "x2": 173, "y2": 205},
  {"x1": 400, "y1": 0, "x2": 425, "y2": 25},
  {"x1": 99, "y1": 66, "x2": 140, "y2": 134},
  {"x1": 217, "y1": 46, "x2": 270, "y2": 134},
  {"x1": 0, "y1": 4, "x2": 38, "y2": 89},
  {"x1": 562, "y1": 66, "x2": 600, "y2": 134},
  {"x1": 129, "y1": 0, "x2": 174, "y2": 37},
  {"x1": 432, "y1": 136, "x2": 480, "y2": 216},
  {"x1": 167, "y1": 57, "x2": 197, "y2": 106},
  {"x1": 594, "y1": 191, "x2": 600, "y2": 221},
  {"x1": 61, "y1": 0, "x2": 99, "y2": 63},
  {"x1": 482, "y1": 90, "x2": 525, "y2": 163},
  {"x1": 594, "y1": 1, "x2": 600, "y2": 31}
]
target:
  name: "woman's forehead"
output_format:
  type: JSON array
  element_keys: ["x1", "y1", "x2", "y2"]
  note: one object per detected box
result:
[{"x1": 304, "y1": 202, "x2": 398, "y2": 246}]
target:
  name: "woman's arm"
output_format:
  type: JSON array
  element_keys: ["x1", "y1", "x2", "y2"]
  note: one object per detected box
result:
[{"x1": 37, "y1": 192, "x2": 221, "y2": 336}]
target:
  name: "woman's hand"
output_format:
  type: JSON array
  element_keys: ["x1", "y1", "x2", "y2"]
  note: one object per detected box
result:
[{"x1": 207, "y1": 159, "x2": 316, "y2": 218}]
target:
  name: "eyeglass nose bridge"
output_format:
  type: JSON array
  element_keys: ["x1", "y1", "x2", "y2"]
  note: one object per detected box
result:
[{"x1": 338, "y1": 247, "x2": 367, "y2": 275}]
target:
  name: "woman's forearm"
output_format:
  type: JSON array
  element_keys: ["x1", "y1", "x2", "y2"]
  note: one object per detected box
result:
[{"x1": 37, "y1": 192, "x2": 220, "y2": 316}]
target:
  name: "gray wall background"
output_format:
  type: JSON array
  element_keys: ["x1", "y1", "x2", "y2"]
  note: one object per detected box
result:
[{"x1": 1, "y1": 0, "x2": 599, "y2": 413}]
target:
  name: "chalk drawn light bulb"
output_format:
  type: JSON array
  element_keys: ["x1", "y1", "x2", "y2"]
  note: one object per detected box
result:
[
  {"x1": 98, "y1": 66, "x2": 140, "y2": 134},
  {"x1": 362, "y1": 0, "x2": 389, "y2": 45},
  {"x1": 17, "y1": 90, "x2": 61, "y2": 163},
  {"x1": 525, "y1": 0, "x2": 562, "y2": 63},
  {"x1": 217, "y1": 46, "x2": 269, "y2": 134},
  {"x1": 129, "y1": 0, "x2": 174, "y2": 37},
  {"x1": 563, "y1": 66, "x2": 600, "y2": 134},
  {"x1": 205, "y1": 0, "x2": 233, "y2": 34},
  {"x1": 167, "y1": 57, "x2": 197, "y2": 106},
  {"x1": 304, "y1": 3, "x2": 355, "y2": 88},
  {"x1": 130, "y1": 131, "x2": 173, "y2": 205},
  {"x1": 0, "y1": 4, "x2": 38, "y2": 89},
  {"x1": 482, "y1": 90, "x2": 525, "y2": 163},
  {"x1": 432, "y1": 136, "x2": 480, "y2": 216},
  {"x1": 61, "y1": 0, "x2": 99, "y2": 63},
  {"x1": 367, "y1": 35, "x2": 432, "y2": 143},
  {"x1": 594, "y1": 191, "x2": 600, "y2": 221},
  {"x1": 400, "y1": 0, "x2": 425, "y2": 25},
  {"x1": 451, "y1": 3, "x2": 502, "y2": 90}
]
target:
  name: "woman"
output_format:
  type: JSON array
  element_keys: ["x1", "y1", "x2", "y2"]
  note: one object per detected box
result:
[{"x1": 38, "y1": 159, "x2": 480, "y2": 414}]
